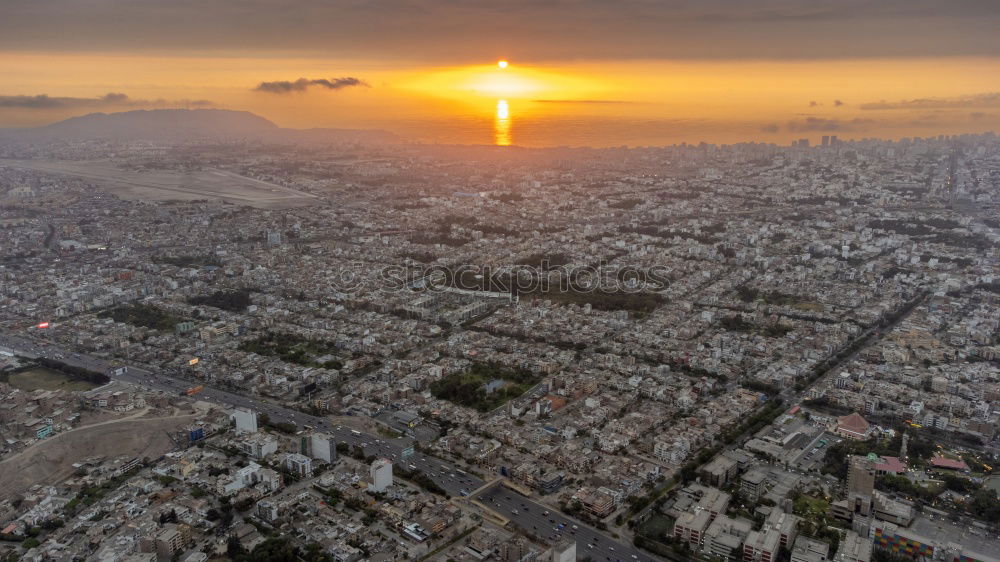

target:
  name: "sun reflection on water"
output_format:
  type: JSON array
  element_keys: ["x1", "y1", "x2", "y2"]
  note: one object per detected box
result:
[{"x1": 494, "y1": 99, "x2": 511, "y2": 146}]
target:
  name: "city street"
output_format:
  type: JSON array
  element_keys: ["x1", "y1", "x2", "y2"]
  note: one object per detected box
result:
[
  {"x1": 0, "y1": 333, "x2": 481, "y2": 495},
  {"x1": 0, "y1": 332, "x2": 660, "y2": 560},
  {"x1": 476, "y1": 483, "x2": 652, "y2": 562}
]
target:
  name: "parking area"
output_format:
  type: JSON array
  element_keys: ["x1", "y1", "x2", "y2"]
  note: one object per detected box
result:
[
  {"x1": 793, "y1": 432, "x2": 841, "y2": 471},
  {"x1": 911, "y1": 515, "x2": 1000, "y2": 554}
]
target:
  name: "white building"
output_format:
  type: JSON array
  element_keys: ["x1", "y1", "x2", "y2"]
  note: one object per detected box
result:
[
  {"x1": 231, "y1": 408, "x2": 258, "y2": 435},
  {"x1": 239, "y1": 433, "x2": 278, "y2": 459},
  {"x1": 370, "y1": 458, "x2": 393, "y2": 492},
  {"x1": 217, "y1": 462, "x2": 263, "y2": 496},
  {"x1": 309, "y1": 433, "x2": 338, "y2": 463},
  {"x1": 551, "y1": 539, "x2": 576, "y2": 562},
  {"x1": 284, "y1": 453, "x2": 313, "y2": 477}
]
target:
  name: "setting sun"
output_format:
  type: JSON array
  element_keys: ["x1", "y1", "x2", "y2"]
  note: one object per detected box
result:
[
  {"x1": 397, "y1": 63, "x2": 603, "y2": 104},
  {"x1": 2, "y1": 0, "x2": 1000, "y2": 557}
]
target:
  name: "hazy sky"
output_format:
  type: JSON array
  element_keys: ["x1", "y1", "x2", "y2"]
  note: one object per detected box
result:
[{"x1": 2, "y1": 0, "x2": 1000, "y2": 146}]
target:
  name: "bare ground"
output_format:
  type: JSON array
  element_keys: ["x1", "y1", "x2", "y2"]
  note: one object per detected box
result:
[
  {"x1": 0, "y1": 407, "x2": 204, "y2": 499},
  {"x1": 1, "y1": 159, "x2": 318, "y2": 208}
]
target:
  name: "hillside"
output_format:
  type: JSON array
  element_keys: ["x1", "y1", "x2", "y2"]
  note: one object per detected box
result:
[{"x1": 0, "y1": 108, "x2": 399, "y2": 144}]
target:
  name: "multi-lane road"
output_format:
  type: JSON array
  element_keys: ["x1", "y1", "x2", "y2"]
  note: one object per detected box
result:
[
  {"x1": 475, "y1": 484, "x2": 655, "y2": 562},
  {"x1": 0, "y1": 333, "x2": 481, "y2": 496},
  {"x1": 0, "y1": 333, "x2": 662, "y2": 560}
]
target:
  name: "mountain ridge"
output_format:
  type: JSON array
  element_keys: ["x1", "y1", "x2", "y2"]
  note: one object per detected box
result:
[{"x1": 0, "y1": 108, "x2": 400, "y2": 144}]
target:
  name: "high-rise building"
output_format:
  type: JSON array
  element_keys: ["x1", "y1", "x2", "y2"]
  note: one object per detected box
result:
[
  {"x1": 551, "y1": 539, "x2": 576, "y2": 562},
  {"x1": 155, "y1": 523, "x2": 187, "y2": 558},
  {"x1": 821, "y1": 135, "x2": 830, "y2": 147},
  {"x1": 239, "y1": 433, "x2": 278, "y2": 459},
  {"x1": 370, "y1": 458, "x2": 393, "y2": 492},
  {"x1": 284, "y1": 453, "x2": 313, "y2": 477},
  {"x1": 863, "y1": 399, "x2": 877, "y2": 416},
  {"x1": 306, "y1": 432, "x2": 338, "y2": 463},
  {"x1": 847, "y1": 455, "x2": 876, "y2": 516},
  {"x1": 256, "y1": 500, "x2": 279, "y2": 522},
  {"x1": 231, "y1": 408, "x2": 257, "y2": 435},
  {"x1": 741, "y1": 469, "x2": 769, "y2": 501}
]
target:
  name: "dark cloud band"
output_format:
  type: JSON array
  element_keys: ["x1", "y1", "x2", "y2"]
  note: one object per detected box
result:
[
  {"x1": 4, "y1": 1, "x2": 1000, "y2": 62},
  {"x1": 0, "y1": 93, "x2": 213, "y2": 109},
  {"x1": 860, "y1": 92, "x2": 1000, "y2": 110},
  {"x1": 254, "y1": 77, "x2": 369, "y2": 94}
]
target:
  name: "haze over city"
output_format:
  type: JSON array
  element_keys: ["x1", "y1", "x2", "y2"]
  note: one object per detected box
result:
[{"x1": 0, "y1": 2, "x2": 998, "y2": 562}]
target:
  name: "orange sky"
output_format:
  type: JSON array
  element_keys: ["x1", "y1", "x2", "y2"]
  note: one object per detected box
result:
[{"x1": 2, "y1": 51, "x2": 1000, "y2": 146}]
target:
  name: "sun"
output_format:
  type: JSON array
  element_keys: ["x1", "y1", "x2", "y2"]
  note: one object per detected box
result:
[{"x1": 397, "y1": 61, "x2": 602, "y2": 103}]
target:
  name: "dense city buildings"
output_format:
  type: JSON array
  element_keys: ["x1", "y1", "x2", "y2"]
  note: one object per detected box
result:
[{"x1": 0, "y1": 126, "x2": 998, "y2": 561}]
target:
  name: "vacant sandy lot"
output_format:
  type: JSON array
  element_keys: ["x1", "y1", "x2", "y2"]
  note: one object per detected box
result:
[
  {"x1": 1, "y1": 159, "x2": 318, "y2": 208},
  {"x1": 0, "y1": 409, "x2": 203, "y2": 499}
]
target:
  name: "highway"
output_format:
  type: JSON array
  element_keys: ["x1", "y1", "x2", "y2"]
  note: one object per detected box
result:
[
  {"x1": 0, "y1": 333, "x2": 663, "y2": 560},
  {"x1": 0, "y1": 332, "x2": 481, "y2": 497},
  {"x1": 475, "y1": 483, "x2": 653, "y2": 562}
]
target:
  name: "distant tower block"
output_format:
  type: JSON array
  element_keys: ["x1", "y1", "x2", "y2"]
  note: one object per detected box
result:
[
  {"x1": 847, "y1": 455, "x2": 876, "y2": 516},
  {"x1": 551, "y1": 539, "x2": 576, "y2": 562},
  {"x1": 231, "y1": 408, "x2": 258, "y2": 435},
  {"x1": 370, "y1": 458, "x2": 393, "y2": 492},
  {"x1": 307, "y1": 433, "x2": 338, "y2": 463}
]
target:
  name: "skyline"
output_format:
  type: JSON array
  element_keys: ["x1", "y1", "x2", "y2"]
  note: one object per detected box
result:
[{"x1": 1, "y1": 3, "x2": 998, "y2": 561}]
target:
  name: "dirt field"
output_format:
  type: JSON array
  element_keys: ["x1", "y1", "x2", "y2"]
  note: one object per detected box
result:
[
  {"x1": 1, "y1": 159, "x2": 318, "y2": 208},
  {"x1": 0, "y1": 408, "x2": 205, "y2": 499},
  {"x1": 8, "y1": 367, "x2": 98, "y2": 392}
]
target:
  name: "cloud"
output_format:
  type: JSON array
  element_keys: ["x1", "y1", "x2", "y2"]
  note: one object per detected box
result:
[
  {"x1": 101, "y1": 92, "x2": 130, "y2": 103},
  {"x1": 533, "y1": 99, "x2": 632, "y2": 104},
  {"x1": 834, "y1": 99, "x2": 844, "y2": 107},
  {"x1": 254, "y1": 77, "x2": 368, "y2": 94},
  {"x1": 809, "y1": 101, "x2": 819, "y2": 107},
  {"x1": 860, "y1": 92, "x2": 1000, "y2": 110},
  {"x1": 759, "y1": 123, "x2": 780, "y2": 133},
  {"x1": 0, "y1": 92, "x2": 213, "y2": 109},
  {"x1": 3, "y1": 1, "x2": 1000, "y2": 62}
]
